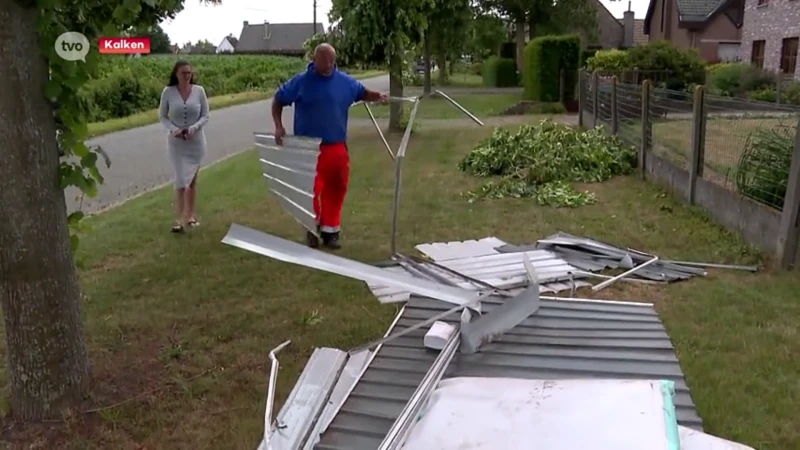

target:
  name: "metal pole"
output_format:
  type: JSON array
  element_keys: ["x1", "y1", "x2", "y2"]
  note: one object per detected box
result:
[
  {"x1": 390, "y1": 99, "x2": 421, "y2": 255},
  {"x1": 434, "y1": 90, "x2": 484, "y2": 126},
  {"x1": 378, "y1": 325, "x2": 461, "y2": 450},
  {"x1": 264, "y1": 340, "x2": 291, "y2": 447},
  {"x1": 591, "y1": 256, "x2": 659, "y2": 292},
  {"x1": 363, "y1": 103, "x2": 395, "y2": 160}
]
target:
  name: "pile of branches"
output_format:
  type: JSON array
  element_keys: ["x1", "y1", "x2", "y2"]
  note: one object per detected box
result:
[{"x1": 457, "y1": 119, "x2": 637, "y2": 207}]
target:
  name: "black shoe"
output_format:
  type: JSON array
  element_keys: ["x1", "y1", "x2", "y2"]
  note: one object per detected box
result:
[
  {"x1": 306, "y1": 230, "x2": 320, "y2": 248},
  {"x1": 321, "y1": 231, "x2": 341, "y2": 250}
]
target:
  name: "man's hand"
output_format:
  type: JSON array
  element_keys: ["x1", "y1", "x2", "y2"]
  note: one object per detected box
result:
[
  {"x1": 274, "y1": 124, "x2": 286, "y2": 146},
  {"x1": 377, "y1": 92, "x2": 389, "y2": 104}
]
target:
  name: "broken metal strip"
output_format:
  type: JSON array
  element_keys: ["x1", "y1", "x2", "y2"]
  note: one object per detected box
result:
[
  {"x1": 540, "y1": 295, "x2": 654, "y2": 307},
  {"x1": 262, "y1": 173, "x2": 314, "y2": 202},
  {"x1": 363, "y1": 102, "x2": 395, "y2": 160},
  {"x1": 460, "y1": 255, "x2": 540, "y2": 354},
  {"x1": 591, "y1": 256, "x2": 661, "y2": 292},
  {"x1": 377, "y1": 321, "x2": 462, "y2": 450},
  {"x1": 407, "y1": 254, "x2": 514, "y2": 295},
  {"x1": 305, "y1": 304, "x2": 407, "y2": 446},
  {"x1": 434, "y1": 90, "x2": 485, "y2": 126},
  {"x1": 264, "y1": 340, "x2": 291, "y2": 447},
  {"x1": 662, "y1": 260, "x2": 758, "y2": 272},
  {"x1": 390, "y1": 99, "x2": 422, "y2": 255},
  {"x1": 222, "y1": 224, "x2": 481, "y2": 307},
  {"x1": 255, "y1": 132, "x2": 322, "y2": 150},
  {"x1": 571, "y1": 270, "x2": 668, "y2": 285},
  {"x1": 269, "y1": 348, "x2": 349, "y2": 450}
]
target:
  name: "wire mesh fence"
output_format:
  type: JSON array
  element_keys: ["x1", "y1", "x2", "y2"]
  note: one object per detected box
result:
[
  {"x1": 579, "y1": 69, "x2": 800, "y2": 212},
  {"x1": 701, "y1": 96, "x2": 800, "y2": 209}
]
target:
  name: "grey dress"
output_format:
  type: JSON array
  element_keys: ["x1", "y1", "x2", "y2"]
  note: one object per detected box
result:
[{"x1": 158, "y1": 85, "x2": 210, "y2": 189}]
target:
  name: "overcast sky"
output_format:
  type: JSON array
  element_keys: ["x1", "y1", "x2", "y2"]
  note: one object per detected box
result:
[{"x1": 160, "y1": 0, "x2": 648, "y2": 48}]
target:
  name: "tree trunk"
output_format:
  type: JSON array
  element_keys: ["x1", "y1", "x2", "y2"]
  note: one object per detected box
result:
[
  {"x1": 0, "y1": 0, "x2": 90, "y2": 420},
  {"x1": 435, "y1": 48, "x2": 447, "y2": 86},
  {"x1": 515, "y1": 14, "x2": 526, "y2": 73},
  {"x1": 423, "y1": 35, "x2": 432, "y2": 95},
  {"x1": 388, "y1": 50, "x2": 404, "y2": 132},
  {"x1": 528, "y1": 12, "x2": 537, "y2": 42}
]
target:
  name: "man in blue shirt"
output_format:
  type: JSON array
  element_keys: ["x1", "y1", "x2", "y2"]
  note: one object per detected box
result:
[{"x1": 272, "y1": 43, "x2": 388, "y2": 250}]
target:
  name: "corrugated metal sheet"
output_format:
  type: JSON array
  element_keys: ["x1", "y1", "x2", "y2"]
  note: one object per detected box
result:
[
  {"x1": 315, "y1": 295, "x2": 703, "y2": 450},
  {"x1": 366, "y1": 239, "x2": 592, "y2": 302},
  {"x1": 256, "y1": 132, "x2": 321, "y2": 235}
]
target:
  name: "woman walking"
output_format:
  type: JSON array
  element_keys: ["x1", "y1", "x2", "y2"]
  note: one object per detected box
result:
[{"x1": 159, "y1": 60, "x2": 210, "y2": 233}]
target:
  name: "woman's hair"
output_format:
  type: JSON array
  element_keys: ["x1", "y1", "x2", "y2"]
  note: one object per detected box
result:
[{"x1": 168, "y1": 60, "x2": 196, "y2": 86}]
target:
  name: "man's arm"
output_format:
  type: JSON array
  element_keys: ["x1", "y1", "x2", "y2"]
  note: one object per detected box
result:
[
  {"x1": 350, "y1": 77, "x2": 385, "y2": 103},
  {"x1": 272, "y1": 74, "x2": 303, "y2": 129}
]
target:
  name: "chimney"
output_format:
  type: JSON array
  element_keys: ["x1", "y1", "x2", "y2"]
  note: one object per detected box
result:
[
  {"x1": 243, "y1": 21, "x2": 248, "y2": 27},
  {"x1": 623, "y1": 2, "x2": 634, "y2": 48},
  {"x1": 264, "y1": 21, "x2": 270, "y2": 39}
]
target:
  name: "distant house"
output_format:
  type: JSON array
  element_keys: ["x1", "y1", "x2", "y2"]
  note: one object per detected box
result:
[
  {"x1": 235, "y1": 21, "x2": 325, "y2": 56},
  {"x1": 216, "y1": 36, "x2": 238, "y2": 54},
  {"x1": 516, "y1": 1, "x2": 646, "y2": 50},
  {"x1": 644, "y1": 0, "x2": 745, "y2": 62},
  {"x1": 739, "y1": 0, "x2": 800, "y2": 78}
]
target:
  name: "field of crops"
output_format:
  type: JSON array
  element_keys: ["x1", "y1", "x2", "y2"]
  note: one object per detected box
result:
[{"x1": 79, "y1": 55, "x2": 308, "y2": 122}]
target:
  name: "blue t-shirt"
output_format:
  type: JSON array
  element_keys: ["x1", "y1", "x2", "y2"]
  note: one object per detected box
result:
[{"x1": 274, "y1": 62, "x2": 367, "y2": 144}]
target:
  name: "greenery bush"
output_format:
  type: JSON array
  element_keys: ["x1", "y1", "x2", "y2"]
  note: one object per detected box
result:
[
  {"x1": 735, "y1": 124, "x2": 796, "y2": 208},
  {"x1": 523, "y1": 34, "x2": 580, "y2": 102},
  {"x1": 78, "y1": 55, "x2": 308, "y2": 122},
  {"x1": 626, "y1": 41, "x2": 706, "y2": 90},
  {"x1": 585, "y1": 49, "x2": 630, "y2": 72},
  {"x1": 706, "y1": 62, "x2": 776, "y2": 97},
  {"x1": 482, "y1": 56, "x2": 517, "y2": 87},
  {"x1": 457, "y1": 119, "x2": 637, "y2": 207}
]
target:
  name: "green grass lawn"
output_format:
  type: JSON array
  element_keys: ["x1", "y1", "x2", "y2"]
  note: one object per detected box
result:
[
  {"x1": 414, "y1": 72, "x2": 485, "y2": 88},
  {"x1": 349, "y1": 92, "x2": 522, "y2": 120},
  {"x1": 87, "y1": 70, "x2": 386, "y2": 138},
  {"x1": 2, "y1": 125, "x2": 799, "y2": 449}
]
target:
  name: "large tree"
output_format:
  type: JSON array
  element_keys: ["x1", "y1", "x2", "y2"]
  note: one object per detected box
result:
[
  {"x1": 479, "y1": 0, "x2": 597, "y2": 72},
  {"x1": 0, "y1": 0, "x2": 210, "y2": 421},
  {"x1": 330, "y1": 0, "x2": 435, "y2": 130},
  {"x1": 424, "y1": 0, "x2": 473, "y2": 90}
]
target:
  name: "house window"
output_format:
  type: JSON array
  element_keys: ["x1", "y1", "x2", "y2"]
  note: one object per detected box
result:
[
  {"x1": 780, "y1": 37, "x2": 799, "y2": 74},
  {"x1": 751, "y1": 40, "x2": 766, "y2": 68},
  {"x1": 757, "y1": 0, "x2": 768, "y2": 5}
]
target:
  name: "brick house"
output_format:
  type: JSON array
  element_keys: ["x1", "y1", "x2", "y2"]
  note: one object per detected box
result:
[
  {"x1": 738, "y1": 0, "x2": 800, "y2": 78},
  {"x1": 644, "y1": 0, "x2": 746, "y2": 62}
]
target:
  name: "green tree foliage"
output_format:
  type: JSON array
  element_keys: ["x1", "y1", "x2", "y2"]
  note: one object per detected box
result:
[
  {"x1": 0, "y1": 0, "x2": 220, "y2": 421},
  {"x1": 191, "y1": 38, "x2": 216, "y2": 54},
  {"x1": 468, "y1": 10, "x2": 508, "y2": 60},
  {"x1": 330, "y1": 0, "x2": 434, "y2": 130},
  {"x1": 426, "y1": 0, "x2": 472, "y2": 84},
  {"x1": 129, "y1": 23, "x2": 172, "y2": 53}
]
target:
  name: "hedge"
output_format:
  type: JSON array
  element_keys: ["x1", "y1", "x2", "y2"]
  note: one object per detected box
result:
[
  {"x1": 77, "y1": 55, "x2": 308, "y2": 122},
  {"x1": 579, "y1": 49, "x2": 598, "y2": 68},
  {"x1": 482, "y1": 56, "x2": 517, "y2": 87},
  {"x1": 523, "y1": 34, "x2": 581, "y2": 102}
]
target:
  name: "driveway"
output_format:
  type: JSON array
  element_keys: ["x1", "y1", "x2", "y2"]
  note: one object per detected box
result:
[{"x1": 67, "y1": 74, "x2": 390, "y2": 214}]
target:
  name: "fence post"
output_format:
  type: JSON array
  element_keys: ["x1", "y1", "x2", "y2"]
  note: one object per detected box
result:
[
  {"x1": 640, "y1": 80, "x2": 651, "y2": 180},
  {"x1": 611, "y1": 76, "x2": 619, "y2": 135},
  {"x1": 688, "y1": 85, "x2": 706, "y2": 204},
  {"x1": 776, "y1": 121, "x2": 800, "y2": 269},
  {"x1": 578, "y1": 69, "x2": 585, "y2": 128},
  {"x1": 592, "y1": 70, "x2": 599, "y2": 128}
]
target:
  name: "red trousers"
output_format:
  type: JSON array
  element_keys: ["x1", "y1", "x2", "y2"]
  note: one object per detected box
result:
[{"x1": 313, "y1": 142, "x2": 350, "y2": 233}]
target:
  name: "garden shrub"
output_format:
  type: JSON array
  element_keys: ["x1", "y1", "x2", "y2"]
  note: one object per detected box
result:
[
  {"x1": 585, "y1": 49, "x2": 631, "y2": 72},
  {"x1": 523, "y1": 34, "x2": 581, "y2": 102},
  {"x1": 706, "y1": 62, "x2": 776, "y2": 97},
  {"x1": 626, "y1": 40, "x2": 706, "y2": 90},
  {"x1": 736, "y1": 124, "x2": 796, "y2": 208},
  {"x1": 482, "y1": 56, "x2": 517, "y2": 87}
]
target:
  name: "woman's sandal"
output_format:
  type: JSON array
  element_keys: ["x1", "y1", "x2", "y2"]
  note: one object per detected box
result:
[
  {"x1": 188, "y1": 218, "x2": 200, "y2": 227},
  {"x1": 171, "y1": 222, "x2": 185, "y2": 233}
]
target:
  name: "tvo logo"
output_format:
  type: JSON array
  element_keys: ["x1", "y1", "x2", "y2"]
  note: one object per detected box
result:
[{"x1": 55, "y1": 32, "x2": 90, "y2": 62}]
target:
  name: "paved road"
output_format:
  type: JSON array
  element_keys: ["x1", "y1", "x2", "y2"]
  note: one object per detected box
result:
[{"x1": 67, "y1": 74, "x2": 390, "y2": 214}]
